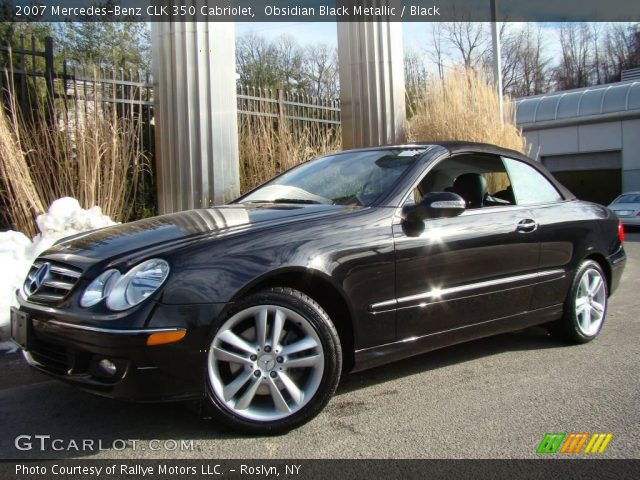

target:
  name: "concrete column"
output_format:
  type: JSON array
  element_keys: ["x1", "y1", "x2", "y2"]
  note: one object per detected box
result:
[
  {"x1": 337, "y1": 18, "x2": 406, "y2": 149},
  {"x1": 151, "y1": 22, "x2": 239, "y2": 214}
]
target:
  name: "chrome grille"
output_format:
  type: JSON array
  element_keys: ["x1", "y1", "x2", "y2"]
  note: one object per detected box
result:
[{"x1": 23, "y1": 260, "x2": 82, "y2": 304}]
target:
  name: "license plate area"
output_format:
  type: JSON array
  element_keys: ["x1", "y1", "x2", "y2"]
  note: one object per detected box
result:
[{"x1": 10, "y1": 307, "x2": 31, "y2": 350}]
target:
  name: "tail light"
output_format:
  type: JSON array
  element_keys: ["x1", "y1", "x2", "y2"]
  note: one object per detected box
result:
[{"x1": 618, "y1": 221, "x2": 625, "y2": 243}]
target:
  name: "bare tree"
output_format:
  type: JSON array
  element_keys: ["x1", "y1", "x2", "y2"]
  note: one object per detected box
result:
[
  {"x1": 302, "y1": 44, "x2": 339, "y2": 98},
  {"x1": 521, "y1": 25, "x2": 551, "y2": 95},
  {"x1": 599, "y1": 23, "x2": 640, "y2": 83},
  {"x1": 553, "y1": 23, "x2": 593, "y2": 90},
  {"x1": 235, "y1": 33, "x2": 339, "y2": 97},
  {"x1": 404, "y1": 47, "x2": 429, "y2": 113},
  {"x1": 442, "y1": 22, "x2": 491, "y2": 71},
  {"x1": 628, "y1": 25, "x2": 640, "y2": 69},
  {"x1": 274, "y1": 35, "x2": 306, "y2": 90},
  {"x1": 426, "y1": 23, "x2": 446, "y2": 80},
  {"x1": 499, "y1": 23, "x2": 523, "y2": 94},
  {"x1": 235, "y1": 33, "x2": 281, "y2": 87},
  {"x1": 404, "y1": 47, "x2": 428, "y2": 93},
  {"x1": 501, "y1": 24, "x2": 551, "y2": 97}
]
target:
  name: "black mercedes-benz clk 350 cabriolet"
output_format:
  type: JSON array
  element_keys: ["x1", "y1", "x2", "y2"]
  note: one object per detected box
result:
[{"x1": 12, "y1": 142, "x2": 626, "y2": 433}]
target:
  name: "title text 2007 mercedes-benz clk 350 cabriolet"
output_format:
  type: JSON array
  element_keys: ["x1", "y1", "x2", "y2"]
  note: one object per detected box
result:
[{"x1": 12, "y1": 142, "x2": 626, "y2": 433}]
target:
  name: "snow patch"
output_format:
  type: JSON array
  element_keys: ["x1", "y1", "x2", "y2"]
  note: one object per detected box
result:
[
  {"x1": 0, "y1": 230, "x2": 33, "y2": 348},
  {"x1": 32, "y1": 197, "x2": 116, "y2": 258},
  {"x1": 1, "y1": 197, "x2": 117, "y2": 342}
]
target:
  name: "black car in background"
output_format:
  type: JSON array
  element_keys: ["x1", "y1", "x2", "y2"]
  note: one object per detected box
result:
[{"x1": 11, "y1": 142, "x2": 626, "y2": 433}]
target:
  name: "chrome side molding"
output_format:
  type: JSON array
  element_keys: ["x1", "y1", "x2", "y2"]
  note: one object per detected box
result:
[{"x1": 369, "y1": 269, "x2": 566, "y2": 313}]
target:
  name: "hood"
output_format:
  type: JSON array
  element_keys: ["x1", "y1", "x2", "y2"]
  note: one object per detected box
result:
[{"x1": 41, "y1": 204, "x2": 348, "y2": 268}]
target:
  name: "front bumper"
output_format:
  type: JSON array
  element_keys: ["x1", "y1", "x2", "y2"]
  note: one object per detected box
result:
[{"x1": 12, "y1": 302, "x2": 226, "y2": 402}]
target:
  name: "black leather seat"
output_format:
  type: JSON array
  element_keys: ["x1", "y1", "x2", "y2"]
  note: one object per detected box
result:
[
  {"x1": 452, "y1": 173, "x2": 487, "y2": 209},
  {"x1": 494, "y1": 185, "x2": 515, "y2": 204}
]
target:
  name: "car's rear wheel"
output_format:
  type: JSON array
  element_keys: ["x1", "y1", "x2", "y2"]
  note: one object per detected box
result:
[
  {"x1": 550, "y1": 260, "x2": 608, "y2": 343},
  {"x1": 205, "y1": 287, "x2": 342, "y2": 434}
]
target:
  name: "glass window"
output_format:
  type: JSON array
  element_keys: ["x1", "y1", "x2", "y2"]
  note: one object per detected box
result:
[
  {"x1": 503, "y1": 157, "x2": 563, "y2": 205},
  {"x1": 613, "y1": 194, "x2": 640, "y2": 204},
  {"x1": 239, "y1": 149, "x2": 422, "y2": 206},
  {"x1": 406, "y1": 154, "x2": 515, "y2": 209}
]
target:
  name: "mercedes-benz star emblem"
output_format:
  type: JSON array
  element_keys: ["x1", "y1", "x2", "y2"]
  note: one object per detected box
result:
[
  {"x1": 259, "y1": 355, "x2": 275, "y2": 371},
  {"x1": 28, "y1": 262, "x2": 50, "y2": 296}
]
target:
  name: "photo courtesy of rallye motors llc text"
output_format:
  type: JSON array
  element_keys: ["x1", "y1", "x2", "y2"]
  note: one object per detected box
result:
[
  {"x1": 1, "y1": 0, "x2": 640, "y2": 478},
  {"x1": 15, "y1": 463, "x2": 299, "y2": 477}
]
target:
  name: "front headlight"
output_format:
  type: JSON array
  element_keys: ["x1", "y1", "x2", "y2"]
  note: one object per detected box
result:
[
  {"x1": 80, "y1": 269, "x2": 121, "y2": 307},
  {"x1": 80, "y1": 259, "x2": 170, "y2": 311}
]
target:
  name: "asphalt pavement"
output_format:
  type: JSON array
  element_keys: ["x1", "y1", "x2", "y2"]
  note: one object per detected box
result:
[{"x1": 1, "y1": 234, "x2": 639, "y2": 459}]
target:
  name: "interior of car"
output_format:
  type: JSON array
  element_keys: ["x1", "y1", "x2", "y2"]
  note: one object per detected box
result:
[{"x1": 409, "y1": 154, "x2": 515, "y2": 208}]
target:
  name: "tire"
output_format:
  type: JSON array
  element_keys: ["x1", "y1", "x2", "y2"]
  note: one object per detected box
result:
[
  {"x1": 549, "y1": 260, "x2": 608, "y2": 344},
  {"x1": 204, "y1": 287, "x2": 342, "y2": 434}
]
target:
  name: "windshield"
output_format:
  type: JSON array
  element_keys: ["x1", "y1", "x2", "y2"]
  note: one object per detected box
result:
[
  {"x1": 239, "y1": 149, "x2": 424, "y2": 206},
  {"x1": 613, "y1": 194, "x2": 640, "y2": 204}
]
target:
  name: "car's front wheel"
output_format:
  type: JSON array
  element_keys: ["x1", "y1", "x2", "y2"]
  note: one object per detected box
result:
[
  {"x1": 205, "y1": 287, "x2": 342, "y2": 434},
  {"x1": 550, "y1": 260, "x2": 608, "y2": 344}
]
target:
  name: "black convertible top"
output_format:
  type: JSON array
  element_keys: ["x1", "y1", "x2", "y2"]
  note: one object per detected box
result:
[
  {"x1": 340, "y1": 141, "x2": 576, "y2": 201},
  {"x1": 342, "y1": 141, "x2": 531, "y2": 162}
]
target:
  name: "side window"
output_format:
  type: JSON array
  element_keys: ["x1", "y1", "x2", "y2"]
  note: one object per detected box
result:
[
  {"x1": 407, "y1": 154, "x2": 516, "y2": 209},
  {"x1": 503, "y1": 157, "x2": 563, "y2": 205}
]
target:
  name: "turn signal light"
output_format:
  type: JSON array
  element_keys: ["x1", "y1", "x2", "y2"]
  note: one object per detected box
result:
[
  {"x1": 618, "y1": 221, "x2": 625, "y2": 243},
  {"x1": 146, "y1": 330, "x2": 186, "y2": 346}
]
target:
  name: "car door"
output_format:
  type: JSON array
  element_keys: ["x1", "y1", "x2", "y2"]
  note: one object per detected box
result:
[
  {"x1": 501, "y1": 157, "x2": 577, "y2": 310},
  {"x1": 390, "y1": 153, "x2": 541, "y2": 339}
]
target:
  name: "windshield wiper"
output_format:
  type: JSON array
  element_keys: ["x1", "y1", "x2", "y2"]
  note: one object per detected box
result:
[
  {"x1": 272, "y1": 198, "x2": 325, "y2": 204},
  {"x1": 240, "y1": 198, "x2": 329, "y2": 205}
]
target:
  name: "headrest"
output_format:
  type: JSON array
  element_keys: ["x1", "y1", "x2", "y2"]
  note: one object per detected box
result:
[{"x1": 452, "y1": 173, "x2": 487, "y2": 208}]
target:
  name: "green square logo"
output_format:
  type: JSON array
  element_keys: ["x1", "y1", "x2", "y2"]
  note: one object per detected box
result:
[{"x1": 537, "y1": 433, "x2": 566, "y2": 454}]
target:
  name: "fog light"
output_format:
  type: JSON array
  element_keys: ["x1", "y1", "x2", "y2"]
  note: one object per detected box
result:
[{"x1": 98, "y1": 358, "x2": 117, "y2": 376}]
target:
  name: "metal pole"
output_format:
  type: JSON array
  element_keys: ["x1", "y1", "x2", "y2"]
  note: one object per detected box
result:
[
  {"x1": 44, "y1": 36, "x2": 55, "y2": 125},
  {"x1": 490, "y1": 0, "x2": 504, "y2": 126}
]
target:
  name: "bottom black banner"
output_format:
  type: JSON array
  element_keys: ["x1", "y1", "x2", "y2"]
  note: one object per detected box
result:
[{"x1": 1, "y1": 459, "x2": 639, "y2": 480}]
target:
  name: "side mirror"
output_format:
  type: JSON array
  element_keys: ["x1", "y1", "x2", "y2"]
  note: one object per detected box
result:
[{"x1": 402, "y1": 192, "x2": 466, "y2": 221}]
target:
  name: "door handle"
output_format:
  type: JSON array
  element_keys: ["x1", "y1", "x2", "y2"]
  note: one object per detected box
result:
[{"x1": 516, "y1": 219, "x2": 538, "y2": 233}]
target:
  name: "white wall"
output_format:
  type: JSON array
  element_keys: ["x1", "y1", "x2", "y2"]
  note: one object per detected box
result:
[{"x1": 523, "y1": 118, "x2": 640, "y2": 193}]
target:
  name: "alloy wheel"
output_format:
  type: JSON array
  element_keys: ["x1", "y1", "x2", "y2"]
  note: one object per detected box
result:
[
  {"x1": 208, "y1": 305, "x2": 325, "y2": 421},
  {"x1": 574, "y1": 268, "x2": 607, "y2": 336}
]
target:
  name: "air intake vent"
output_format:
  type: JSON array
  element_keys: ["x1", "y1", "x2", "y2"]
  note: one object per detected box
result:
[
  {"x1": 24, "y1": 261, "x2": 82, "y2": 305},
  {"x1": 621, "y1": 68, "x2": 640, "y2": 82}
]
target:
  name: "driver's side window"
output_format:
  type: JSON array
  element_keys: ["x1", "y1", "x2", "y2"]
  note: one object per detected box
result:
[{"x1": 407, "y1": 154, "x2": 515, "y2": 209}]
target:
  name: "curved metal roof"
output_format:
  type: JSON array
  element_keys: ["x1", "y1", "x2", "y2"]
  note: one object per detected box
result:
[{"x1": 515, "y1": 81, "x2": 640, "y2": 125}]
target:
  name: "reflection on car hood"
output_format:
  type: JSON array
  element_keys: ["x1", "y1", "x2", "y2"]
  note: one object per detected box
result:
[{"x1": 42, "y1": 204, "x2": 347, "y2": 266}]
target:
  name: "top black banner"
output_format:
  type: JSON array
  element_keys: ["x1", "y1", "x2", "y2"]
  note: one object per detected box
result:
[{"x1": 2, "y1": 0, "x2": 640, "y2": 22}]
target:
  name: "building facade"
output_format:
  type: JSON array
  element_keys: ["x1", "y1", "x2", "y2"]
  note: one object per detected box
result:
[{"x1": 516, "y1": 81, "x2": 640, "y2": 205}]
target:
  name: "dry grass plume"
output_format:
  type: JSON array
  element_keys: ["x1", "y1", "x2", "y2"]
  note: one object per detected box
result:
[
  {"x1": 0, "y1": 71, "x2": 147, "y2": 236},
  {"x1": 239, "y1": 116, "x2": 341, "y2": 193},
  {"x1": 407, "y1": 68, "x2": 528, "y2": 154}
]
